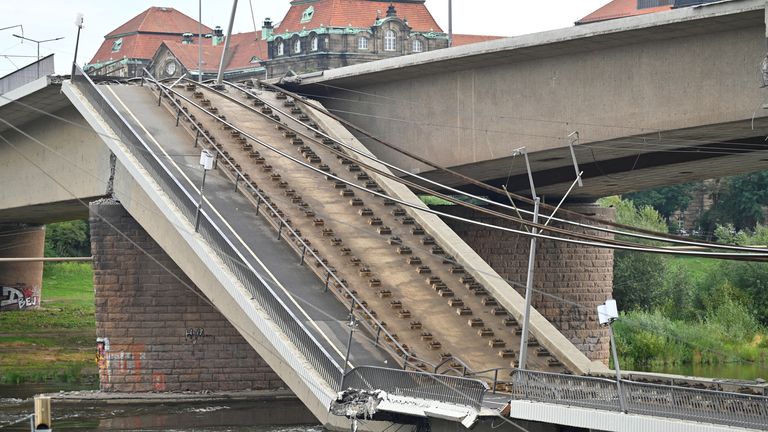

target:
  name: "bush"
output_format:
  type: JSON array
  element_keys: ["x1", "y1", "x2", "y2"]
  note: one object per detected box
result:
[{"x1": 45, "y1": 220, "x2": 90, "y2": 257}]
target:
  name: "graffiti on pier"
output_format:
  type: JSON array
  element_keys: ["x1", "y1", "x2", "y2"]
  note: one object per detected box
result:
[
  {"x1": 0, "y1": 284, "x2": 39, "y2": 311},
  {"x1": 185, "y1": 327, "x2": 205, "y2": 344}
]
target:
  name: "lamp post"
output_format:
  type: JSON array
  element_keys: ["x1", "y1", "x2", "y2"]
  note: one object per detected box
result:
[
  {"x1": 341, "y1": 310, "x2": 357, "y2": 389},
  {"x1": 598, "y1": 299, "x2": 626, "y2": 412},
  {"x1": 12, "y1": 34, "x2": 64, "y2": 78},
  {"x1": 72, "y1": 13, "x2": 84, "y2": 78},
  {"x1": 194, "y1": 150, "x2": 215, "y2": 232}
]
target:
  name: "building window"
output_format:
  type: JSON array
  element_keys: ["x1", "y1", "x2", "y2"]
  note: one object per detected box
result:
[
  {"x1": 277, "y1": 41, "x2": 284, "y2": 56},
  {"x1": 384, "y1": 30, "x2": 396, "y2": 52},
  {"x1": 111, "y1": 38, "x2": 123, "y2": 53},
  {"x1": 250, "y1": 55, "x2": 260, "y2": 63},
  {"x1": 358, "y1": 37, "x2": 368, "y2": 50},
  {"x1": 412, "y1": 39, "x2": 423, "y2": 53},
  {"x1": 311, "y1": 36, "x2": 318, "y2": 52},
  {"x1": 294, "y1": 39, "x2": 302, "y2": 54}
]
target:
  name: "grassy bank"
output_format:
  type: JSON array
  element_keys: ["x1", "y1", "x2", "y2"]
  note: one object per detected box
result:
[{"x1": 0, "y1": 262, "x2": 97, "y2": 385}]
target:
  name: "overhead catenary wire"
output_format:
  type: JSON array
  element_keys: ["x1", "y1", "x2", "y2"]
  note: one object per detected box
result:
[
  {"x1": 2, "y1": 86, "x2": 764, "y2": 253},
  {"x1": 155, "y1": 84, "x2": 768, "y2": 261},
  {"x1": 212, "y1": 80, "x2": 768, "y2": 256},
  {"x1": 260, "y1": 81, "x2": 768, "y2": 250}
]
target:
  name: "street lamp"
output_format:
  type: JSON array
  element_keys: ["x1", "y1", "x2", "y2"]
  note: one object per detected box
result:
[
  {"x1": 12, "y1": 34, "x2": 64, "y2": 78},
  {"x1": 194, "y1": 150, "x2": 215, "y2": 232},
  {"x1": 341, "y1": 311, "x2": 358, "y2": 389},
  {"x1": 72, "y1": 13, "x2": 84, "y2": 78},
  {"x1": 598, "y1": 299, "x2": 626, "y2": 412}
]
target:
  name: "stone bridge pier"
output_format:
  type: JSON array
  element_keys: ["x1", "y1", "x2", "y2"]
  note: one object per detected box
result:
[
  {"x1": 441, "y1": 202, "x2": 615, "y2": 364},
  {"x1": 89, "y1": 200, "x2": 288, "y2": 392},
  {"x1": 0, "y1": 224, "x2": 45, "y2": 312}
]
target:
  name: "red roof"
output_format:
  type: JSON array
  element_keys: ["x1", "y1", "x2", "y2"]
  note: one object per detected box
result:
[
  {"x1": 107, "y1": 6, "x2": 212, "y2": 37},
  {"x1": 577, "y1": 0, "x2": 672, "y2": 24},
  {"x1": 277, "y1": 0, "x2": 442, "y2": 33},
  {"x1": 452, "y1": 34, "x2": 505, "y2": 47},
  {"x1": 226, "y1": 32, "x2": 268, "y2": 70},
  {"x1": 89, "y1": 33, "x2": 176, "y2": 64},
  {"x1": 162, "y1": 32, "x2": 267, "y2": 73},
  {"x1": 89, "y1": 7, "x2": 213, "y2": 65}
]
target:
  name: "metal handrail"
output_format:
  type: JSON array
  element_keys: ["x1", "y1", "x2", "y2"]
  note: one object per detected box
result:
[
  {"x1": 71, "y1": 65, "x2": 343, "y2": 387},
  {"x1": 510, "y1": 369, "x2": 768, "y2": 430},
  {"x1": 343, "y1": 366, "x2": 488, "y2": 410},
  {"x1": 150, "y1": 77, "x2": 433, "y2": 372}
]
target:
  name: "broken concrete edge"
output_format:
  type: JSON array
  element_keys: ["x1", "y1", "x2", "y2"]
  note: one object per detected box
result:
[
  {"x1": 61, "y1": 81, "x2": 345, "y2": 427},
  {"x1": 40, "y1": 389, "x2": 299, "y2": 405},
  {"x1": 332, "y1": 389, "x2": 480, "y2": 429},
  {"x1": 307, "y1": 98, "x2": 609, "y2": 376}
]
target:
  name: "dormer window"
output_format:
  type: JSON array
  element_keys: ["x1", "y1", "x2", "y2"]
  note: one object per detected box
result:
[
  {"x1": 311, "y1": 36, "x2": 318, "y2": 52},
  {"x1": 412, "y1": 39, "x2": 422, "y2": 53},
  {"x1": 250, "y1": 56, "x2": 260, "y2": 63},
  {"x1": 111, "y1": 38, "x2": 123, "y2": 53},
  {"x1": 384, "y1": 30, "x2": 396, "y2": 52},
  {"x1": 358, "y1": 37, "x2": 368, "y2": 50},
  {"x1": 277, "y1": 41, "x2": 284, "y2": 56},
  {"x1": 301, "y1": 6, "x2": 315, "y2": 23},
  {"x1": 294, "y1": 39, "x2": 302, "y2": 54}
]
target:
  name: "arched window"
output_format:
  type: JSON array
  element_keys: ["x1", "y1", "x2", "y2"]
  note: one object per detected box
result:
[
  {"x1": 358, "y1": 37, "x2": 368, "y2": 50},
  {"x1": 412, "y1": 39, "x2": 423, "y2": 53},
  {"x1": 384, "y1": 30, "x2": 396, "y2": 52},
  {"x1": 311, "y1": 36, "x2": 319, "y2": 52},
  {"x1": 277, "y1": 41, "x2": 284, "y2": 56},
  {"x1": 294, "y1": 38, "x2": 302, "y2": 54}
]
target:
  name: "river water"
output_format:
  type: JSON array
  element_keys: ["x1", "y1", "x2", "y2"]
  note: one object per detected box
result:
[{"x1": 0, "y1": 384, "x2": 321, "y2": 432}]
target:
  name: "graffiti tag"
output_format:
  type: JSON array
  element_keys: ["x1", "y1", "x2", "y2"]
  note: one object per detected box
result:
[
  {"x1": 185, "y1": 327, "x2": 205, "y2": 344},
  {"x1": 0, "y1": 285, "x2": 39, "y2": 311}
]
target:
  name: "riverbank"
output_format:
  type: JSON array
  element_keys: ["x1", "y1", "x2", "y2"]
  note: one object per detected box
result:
[{"x1": 0, "y1": 263, "x2": 97, "y2": 385}]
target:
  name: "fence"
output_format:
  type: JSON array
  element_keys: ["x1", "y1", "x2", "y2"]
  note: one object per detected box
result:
[
  {"x1": 510, "y1": 369, "x2": 768, "y2": 430},
  {"x1": 0, "y1": 54, "x2": 55, "y2": 95}
]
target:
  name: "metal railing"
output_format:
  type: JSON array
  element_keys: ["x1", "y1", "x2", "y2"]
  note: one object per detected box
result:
[
  {"x1": 70, "y1": 65, "x2": 343, "y2": 388},
  {"x1": 343, "y1": 366, "x2": 488, "y2": 410},
  {"x1": 0, "y1": 54, "x2": 55, "y2": 94},
  {"x1": 510, "y1": 369, "x2": 768, "y2": 430},
  {"x1": 151, "y1": 76, "x2": 440, "y2": 373}
]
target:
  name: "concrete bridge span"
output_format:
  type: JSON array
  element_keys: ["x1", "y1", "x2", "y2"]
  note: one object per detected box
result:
[{"x1": 291, "y1": 0, "x2": 768, "y2": 199}]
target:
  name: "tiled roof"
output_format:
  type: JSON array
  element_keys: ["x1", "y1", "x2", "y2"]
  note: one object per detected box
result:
[
  {"x1": 277, "y1": 0, "x2": 442, "y2": 33},
  {"x1": 226, "y1": 32, "x2": 268, "y2": 70},
  {"x1": 162, "y1": 32, "x2": 267, "y2": 73},
  {"x1": 452, "y1": 34, "x2": 505, "y2": 47},
  {"x1": 89, "y1": 33, "x2": 175, "y2": 65},
  {"x1": 107, "y1": 6, "x2": 212, "y2": 37},
  {"x1": 577, "y1": 0, "x2": 672, "y2": 24}
]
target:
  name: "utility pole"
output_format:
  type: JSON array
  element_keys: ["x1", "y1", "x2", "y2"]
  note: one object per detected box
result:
[
  {"x1": 12, "y1": 34, "x2": 64, "y2": 78},
  {"x1": 198, "y1": 0, "x2": 203, "y2": 83},
  {"x1": 516, "y1": 147, "x2": 538, "y2": 371},
  {"x1": 216, "y1": 0, "x2": 238, "y2": 86},
  {"x1": 448, "y1": 0, "x2": 453, "y2": 47}
]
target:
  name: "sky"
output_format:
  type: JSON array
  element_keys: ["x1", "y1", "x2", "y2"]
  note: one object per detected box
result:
[{"x1": 0, "y1": 0, "x2": 608, "y2": 75}]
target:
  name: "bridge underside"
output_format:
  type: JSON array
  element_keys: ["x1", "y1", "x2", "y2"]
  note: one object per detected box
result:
[{"x1": 292, "y1": 1, "x2": 768, "y2": 199}]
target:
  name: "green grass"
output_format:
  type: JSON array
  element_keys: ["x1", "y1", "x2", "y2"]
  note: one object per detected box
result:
[{"x1": 0, "y1": 262, "x2": 97, "y2": 385}]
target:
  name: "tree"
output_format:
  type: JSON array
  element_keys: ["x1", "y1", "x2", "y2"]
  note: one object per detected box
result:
[
  {"x1": 45, "y1": 220, "x2": 91, "y2": 257},
  {"x1": 599, "y1": 196, "x2": 669, "y2": 311},
  {"x1": 624, "y1": 183, "x2": 696, "y2": 219},
  {"x1": 700, "y1": 171, "x2": 768, "y2": 232}
]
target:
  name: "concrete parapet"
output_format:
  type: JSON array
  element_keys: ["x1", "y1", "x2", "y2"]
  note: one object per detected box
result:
[{"x1": 89, "y1": 200, "x2": 287, "y2": 392}]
